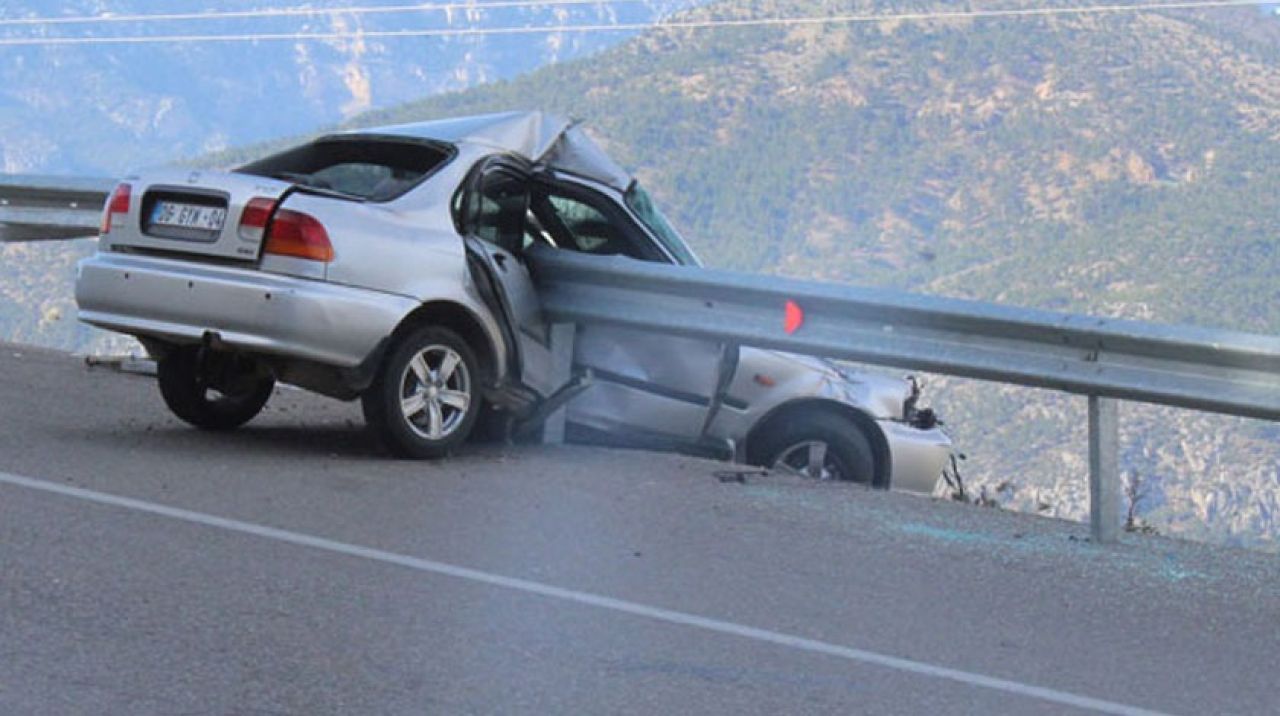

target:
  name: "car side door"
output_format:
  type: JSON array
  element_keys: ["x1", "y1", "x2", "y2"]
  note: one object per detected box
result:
[
  {"x1": 527, "y1": 177, "x2": 734, "y2": 450},
  {"x1": 456, "y1": 156, "x2": 558, "y2": 397}
]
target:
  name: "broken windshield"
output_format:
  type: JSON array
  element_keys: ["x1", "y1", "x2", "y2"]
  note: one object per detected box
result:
[
  {"x1": 624, "y1": 183, "x2": 700, "y2": 266},
  {"x1": 237, "y1": 136, "x2": 453, "y2": 203}
]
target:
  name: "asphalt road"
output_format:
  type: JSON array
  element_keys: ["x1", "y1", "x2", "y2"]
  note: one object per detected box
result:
[{"x1": 1, "y1": 343, "x2": 1277, "y2": 715}]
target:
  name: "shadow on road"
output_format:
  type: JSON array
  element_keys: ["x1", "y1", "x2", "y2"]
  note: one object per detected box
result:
[{"x1": 47, "y1": 420, "x2": 388, "y2": 461}]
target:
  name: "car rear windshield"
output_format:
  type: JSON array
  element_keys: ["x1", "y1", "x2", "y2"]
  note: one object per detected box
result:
[{"x1": 237, "y1": 135, "x2": 453, "y2": 202}]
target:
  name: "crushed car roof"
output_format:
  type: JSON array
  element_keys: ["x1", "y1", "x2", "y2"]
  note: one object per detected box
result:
[{"x1": 353, "y1": 110, "x2": 633, "y2": 191}]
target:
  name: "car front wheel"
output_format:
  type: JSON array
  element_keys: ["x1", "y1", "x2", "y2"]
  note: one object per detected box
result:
[
  {"x1": 752, "y1": 411, "x2": 877, "y2": 485},
  {"x1": 362, "y1": 326, "x2": 481, "y2": 459}
]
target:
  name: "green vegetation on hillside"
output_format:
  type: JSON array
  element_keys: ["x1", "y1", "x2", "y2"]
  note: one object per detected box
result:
[{"x1": 321, "y1": 0, "x2": 1280, "y2": 334}]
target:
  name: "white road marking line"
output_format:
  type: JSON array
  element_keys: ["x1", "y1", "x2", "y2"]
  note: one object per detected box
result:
[{"x1": 0, "y1": 470, "x2": 1172, "y2": 716}]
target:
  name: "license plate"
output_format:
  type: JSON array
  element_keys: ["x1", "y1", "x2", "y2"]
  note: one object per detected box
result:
[{"x1": 151, "y1": 201, "x2": 227, "y2": 232}]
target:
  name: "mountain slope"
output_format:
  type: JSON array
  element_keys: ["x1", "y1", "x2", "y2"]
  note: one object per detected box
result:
[{"x1": 0, "y1": 0, "x2": 696, "y2": 174}]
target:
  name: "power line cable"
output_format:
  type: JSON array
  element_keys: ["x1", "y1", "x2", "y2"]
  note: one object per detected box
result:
[
  {"x1": 0, "y1": 0, "x2": 657, "y2": 28},
  {"x1": 0, "y1": 0, "x2": 1265, "y2": 47}
]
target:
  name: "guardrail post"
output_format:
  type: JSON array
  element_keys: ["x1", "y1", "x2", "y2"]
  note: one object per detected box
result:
[
  {"x1": 541, "y1": 322, "x2": 576, "y2": 445},
  {"x1": 1088, "y1": 396, "x2": 1122, "y2": 543}
]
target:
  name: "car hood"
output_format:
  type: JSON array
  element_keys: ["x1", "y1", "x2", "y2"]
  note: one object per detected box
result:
[{"x1": 762, "y1": 349, "x2": 914, "y2": 415}]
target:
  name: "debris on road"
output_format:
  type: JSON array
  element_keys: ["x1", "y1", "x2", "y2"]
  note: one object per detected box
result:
[
  {"x1": 84, "y1": 354, "x2": 157, "y2": 377},
  {"x1": 714, "y1": 469, "x2": 769, "y2": 484}
]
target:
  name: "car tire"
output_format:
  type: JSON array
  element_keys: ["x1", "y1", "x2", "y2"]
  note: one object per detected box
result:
[
  {"x1": 157, "y1": 347, "x2": 275, "y2": 431},
  {"x1": 362, "y1": 326, "x2": 481, "y2": 459},
  {"x1": 751, "y1": 410, "x2": 878, "y2": 484}
]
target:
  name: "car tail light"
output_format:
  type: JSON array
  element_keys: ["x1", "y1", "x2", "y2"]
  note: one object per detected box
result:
[
  {"x1": 263, "y1": 209, "x2": 334, "y2": 263},
  {"x1": 238, "y1": 197, "x2": 276, "y2": 243},
  {"x1": 99, "y1": 183, "x2": 131, "y2": 235}
]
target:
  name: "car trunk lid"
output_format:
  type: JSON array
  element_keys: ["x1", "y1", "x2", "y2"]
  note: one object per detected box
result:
[{"x1": 102, "y1": 169, "x2": 293, "y2": 262}]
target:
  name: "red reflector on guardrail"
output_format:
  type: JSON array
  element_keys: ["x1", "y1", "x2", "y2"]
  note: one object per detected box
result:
[{"x1": 784, "y1": 300, "x2": 804, "y2": 335}]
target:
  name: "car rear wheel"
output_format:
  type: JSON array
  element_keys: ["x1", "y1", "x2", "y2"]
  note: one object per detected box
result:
[
  {"x1": 752, "y1": 411, "x2": 877, "y2": 484},
  {"x1": 362, "y1": 326, "x2": 481, "y2": 458},
  {"x1": 157, "y1": 347, "x2": 275, "y2": 431}
]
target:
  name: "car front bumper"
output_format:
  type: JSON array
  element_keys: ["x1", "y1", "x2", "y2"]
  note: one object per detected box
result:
[
  {"x1": 880, "y1": 420, "x2": 953, "y2": 494},
  {"x1": 76, "y1": 252, "x2": 417, "y2": 368}
]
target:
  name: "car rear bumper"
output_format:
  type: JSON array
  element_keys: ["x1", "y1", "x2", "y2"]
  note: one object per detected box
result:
[
  {"x1": 76, "y1": 252, "x2": 416, "y2": 368},
  {"x1": 880, "y1": 420, "x2": 953, "y2": 494}
]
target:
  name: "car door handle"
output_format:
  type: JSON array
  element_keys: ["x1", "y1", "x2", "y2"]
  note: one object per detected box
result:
[{"x1": 494, "y1": 253, "x2": 508, "y2": 271}]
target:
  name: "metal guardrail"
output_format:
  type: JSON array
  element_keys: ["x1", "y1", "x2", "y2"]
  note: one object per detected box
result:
[
  {"x1": 530, "y1": 249, "x2": 1280, "y2": 419},
  {"x1": 6, "y1": 174, "x2": 1279, "y2": 543},
  {"x1": 0, "y1": 175, "x2": 112, "y2": 242},
  {"x1": 529, "y1": 248, "x2": 1280, "y2": 542}
]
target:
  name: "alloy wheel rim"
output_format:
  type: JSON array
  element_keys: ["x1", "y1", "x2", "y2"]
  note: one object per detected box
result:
[
  {"x1": 398, "y1": 345, "x2": 472, "y2": 441},
  {"x1": 773, "y1": 440, "x2": 842, "y2": 481}
]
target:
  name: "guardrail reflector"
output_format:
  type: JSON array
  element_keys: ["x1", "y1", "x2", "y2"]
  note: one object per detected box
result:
[{"x1": 784, "y1": 300, "x2": 804, "y2": 335}]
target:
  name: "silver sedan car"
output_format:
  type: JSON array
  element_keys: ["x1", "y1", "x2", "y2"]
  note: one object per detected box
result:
[{"x1": 76, "y1": 110, "x2": 952, "y2": 492}]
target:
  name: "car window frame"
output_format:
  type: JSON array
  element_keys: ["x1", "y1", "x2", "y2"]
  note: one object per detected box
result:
[{"x1": 528, "y1": 174, "x2": 672, "y2": 264}]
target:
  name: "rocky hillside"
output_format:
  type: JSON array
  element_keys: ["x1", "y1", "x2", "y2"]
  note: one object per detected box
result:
[
  {"x1": 4, "y1": 0, "x2": 1280, "y2": 548},
  {"x1": 0, "y1": 0, "x2": 696, "y2": 174}
]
